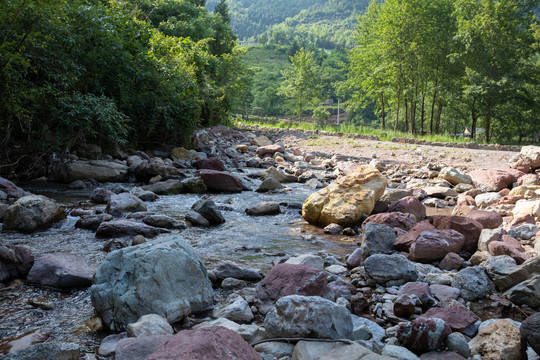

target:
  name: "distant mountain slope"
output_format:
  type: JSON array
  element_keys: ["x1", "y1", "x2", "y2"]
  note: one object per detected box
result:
[{"x1": 207, "y1": 0, "x2": 325, "y2": 40}]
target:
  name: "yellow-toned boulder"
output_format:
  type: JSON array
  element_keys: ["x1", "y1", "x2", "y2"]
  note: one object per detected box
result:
[
  {"x1": 469, "y1": 319, "x2": 523, "y2": 360},
  {"x1": 509, "y1": 185, "x2": 540, "y2": 199},
  {"x1": 302, "y1": 166, "x2": 387, "y2": 227}
]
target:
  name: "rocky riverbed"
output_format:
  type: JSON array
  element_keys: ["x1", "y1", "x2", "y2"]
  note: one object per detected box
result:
[{"x1": 1, "y1": 125, "x2": 540, "y2": 360}]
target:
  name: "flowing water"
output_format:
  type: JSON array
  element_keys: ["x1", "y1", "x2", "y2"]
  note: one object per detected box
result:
[{"x1": 0, "y1": 182, "x2": 357, "y2": 356}]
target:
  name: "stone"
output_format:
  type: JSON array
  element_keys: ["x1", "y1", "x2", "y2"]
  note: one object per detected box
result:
[
  {"x1": 291, "y1": 340, "x2": 391, "y2": 360},
  {"x1": 245, "y1": 201, "x2": 281, "y2": 216},
  {"x1": 451, "y1": 266, "x2": 495, "y2": 301},
  {"x1": 466, "y1": 210, "x2": 503, "y2": 229},
  {"x1": 382, "y1": 345, "x2": 421, "y2": 360},
  {"x1": 115, "y1": 335, "x2": 171, "y2": 360},
  {"x1": 75, "y1": 214, "x2": 114, "y2": 232},
  {"x1": 196, "y1": 169, "x2": 243, "y2": 192},
  {"x1": 487, "y1": 255, "x2": 540, "y2": 291},
  {"x1": 469, "y1": 319, "x2": 523, "y2": 360},
  {"x1": 445, "y1": 332, "x2": 470, "y2": 359},
  {"x1": 475, "y1": 192, "x2": 502, "y2": 208},
  {"x1": 193, "y1": 157, "x2": 225, "y2": 171},
  {"x1": 254, "y1": 342, "x2": 295, "y2": 359},
  {"x1": 90, "y1": 187, "x2": 114, "y2": 204},
  {"x1": 521, "y1": 312, "x2": 540, "y2": 356},
  {"x1": 419, "y1": 351, "x2": 465, "y2": 360},
  {"x1": 346, "y1": 248, "x2": 363, "y2": 268},
  {"x1": 141, "y1": 179, "x2": 184, "y2": 195},
  {"x1": 256, "y1": 178, "x2": 283, "y2": 192},
  {"x1": 264, "y1": 295, "x2": 353, "y2": 339},
  {"x1": 213, "y1": 262, "x2": 263, "y2": 281},
  {"x1": 395, "y1": 220, "x2": 437, "y2": 252},
  {"x1": 192, "y1": 318, "x2": 261, "y2": 343},
  {"x1": 439, "y1": 167, "x2": 472, "y2": 185},
  {"x1": 421, "y1": 306, "x2": 479, "y2": 332},
  {"x1": 0, "y1": 177, "x2": 30, "y2": 199},
  {"x1": 146, "y1": 326, "x2": 262, "y2": 360},
  {"x1": 181, "y1": 177, "x2": 207, "y2": 193},
  {"x1": 439, "y1": 253, "x2": 464, "y2": 271},
  {"x1": 488, "y1": 242, "x2": 529, "y2": 265},
  {"x1": 423, "y1": 186, "x2": 458, "y2": 199},
  {"x1": 396, "y1": 318, "x2": 452, "y2": 354},
  {"x1": 106, "y1": 193, "x2": 147, "y2": 217},
  {"x1": 323, "y1": 223, "x2": 343, "y2": 235},
  {"x1": 326, "y1": 264, "x2": 347, "y2": 274},
  {"x1": 95, "y1": 220, "x2": 169, "y2": 238},
  {"x1": 0, "y1": 245, "x2": 34, "y2": 282},
  {"x1": 394, "y1": 294, "x2": 416, "y2": 318},
  {"x1": 364, "y1": 212, "x2": 417, "y2": 232},
  {"x1": 429, "y1": 285, "x2": 461, "y2": 302},
  {"x1": 185, "y1": 211, "x2": 210, "y2": 226},
  {"x1": 127, "y1": 314, "x2": 174, "y2": 338},
  {"x1": 478, "y1": 228, "x2": 505, "y2": 252},
  {"x1": 262, "y1": 166, "x2": 297, "y2": 183},
  {"x1": 221, "y1": 277, "x2": 246, "y2": 290},
  {"x1": 142, "y1": 215, "x2": 185, "y2": 229},
  {"x1": 134, "y1": 190, "x2": 158, "y2": 202},
  {"x1": 364, "y1": 254, "x2": 419, "y2": 286},
  {"x1": 3, "y1": 195, "x2": 66, "y2": 233},
  {"x1": 408, "y1": 230, "x2": 465, "y2": 263},
  {"x1": 521, "y1": 145, "x2": 540, "y2": 168},
  {"x1": 360, "y1": 223, "x2": 396, "y2": 260},
  {"x1": 1, "y1": 341, "x2": 79, "y2": 360},
  {"x1": 503, "y1": 274, "x2": 540, "y2": 309},
  {"x1": 512, "y1": 199, "x2": 540, "y2": 221},
  {"x1": 509, "y1": 224, "x2": 539, "y2": 240},
  {"x1": 191, "y1": 199, "x2": 225, "y2": 224},
  {"x1": 285, "y1": 254, "x2": 325, "y2": 270},
  {"x1": 469, "y1": 167, "x2": 525, "y2": 192},
  {"x1": 255, "y1": 263, "x2": 332, "y2": 315},
  {"x1": 26, "y1": 253, "x2": 96, "y2": 288},
  {"x1": 388, "y1": 196, "x2": 427, "y2": 221},
  {"x1": 98, "y1": 333, "x2": 127, "y2": 356},
  {"x1": 430, "y1": 215, "x2": 483, "y2": 254},
  {"x1": 91, "y1": 236, "x2": 214, "y2": 331},
  {"x1": 252, "y1": 136, "x2": 272, "y2": 147},
  {"x1": 170, "y1": 147, "x2": 200, "y2": 161},
  {"x1": 53, "y1": 160, "x2": 128, "y2": 183},
  {"x1": 398, "y1": 282, "x2": 437, "y2": 308},
  {"x1": 256, "y1": 144, "x2": 285, "y2": 157},
  {"x1": 214, "y1": 296, "x2": 254, "y2": 323},
  {"x1": 302, "y1": 166, "x2": 387, "y2": 227}
]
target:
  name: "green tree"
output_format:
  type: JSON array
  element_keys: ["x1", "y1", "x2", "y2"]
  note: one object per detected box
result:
[{"x1": 278, "y1": 47, "x2": 321, "y2": 119}]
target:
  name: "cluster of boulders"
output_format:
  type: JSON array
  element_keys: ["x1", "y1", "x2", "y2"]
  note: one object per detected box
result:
[{"x1": 1, "y1": 126, "x2": 540, "y2": 359}]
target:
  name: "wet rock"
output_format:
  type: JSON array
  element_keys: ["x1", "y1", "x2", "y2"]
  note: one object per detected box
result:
[
  {"x1": 360, "y1": 223, "x2": 396, "y2": 260},
  {"x1": 0, "y1": 245, "x2": 34, "y2": 282},
  {"x1": 196, "y1": 169, "x2": 243, "y2": 193},
  {"x1": 421, "y1": 306, "x2": 479, "y2": 332},
  {"x1": 264, "y1": 295, "x2": 352, "y2": 339},
  {"x1": 408, "y1": 230, "x2": 465, "y2": 263},
  {"x1": 146, "y1": 326, "x2": 262, "y2": 360},
  {"x1": 1, "y1": 341, "x2": 79, "y2": 360},
  {"x1": 468, "y1": 167, "x2": 525, "y2": 192},
  {"x1": 364, "y1": 254, "x2": 419, "y2": 286},
  {"x1": 439, "y1": 253, "x2": 464, "y2": 271},
  {"x1": 27, "y1": 253, "x2": 96, "y2": 288},
  {"x1": 262, "y1": 166, "x2": 297, "y2": 183},
  {"x1": 193, "y1": 157, "x2": 225, "y2": 171},
  {"x1": 185, "y1": 211, "x2": 210, "y2": 226},
  {"x1": 134, "y1": 190, "x2": 158, "y2": 202},
  {"x1": 245, "y1": 201, "x2": 281, "y2": 216},
  {"x1": 430, "y1": 215, "x2": 483, "y2": 254},
  {"x1": 469, "y1": 319, "x2": 523, "y2": 360},
  {"x1": 395, "y1": 220, "x2": 437, "y2": 252},
  {"x1": 323, "y1": 223, "x2": 343, "y2": 235},
  {"x1": 53, "y1": 160, "x2": 128, "y2": 183},
  {"x1": 451, "y1": 266, "x2": 495, "y2": 301},
  {"x1": 141, "y1": 179, "x2": 184, "y2": 195},
  {"x1": 302, "y1": 166, "x2": 387, "y2": 227},
  {"x1": 90, "y1": 187, "x2": 114, "y2": 204},
  {"x1": 3, "y1": 195, "x2": 66, "y2": 233},
  {"x1": 465, "y1": 210, "x2": 503, "y2": 229},
  {"x1": 256, "y1": 178, "x2": 283, "y2": 192},
  {"x1": 142, "y1": 214, "x2": 185, "y2": 229},
  {"x1": 285, "y1": 254, "x2": 325, "y2": 269},
  {"x1": 291, "y1": 340, "x2": 390, "y2": 360},
  {"x1": 0, "y1": 177, "x2": 30, "y2": 199},
  {"x1": 98, "y1": 333, "x2": 127, "y2": 357},
  {"x1": 214, "y1": 296, "x2": 254, "y2": 323},
  {"x1": 255, "y1": 263, "x2": 332, "y2": 315},
  {"x1": 364, "y1": 212, "x2": 417, "y2": 232},
  {"x1": 520, "y1": 312, "x2": 540, "y2": 356},
  {"x1": 75, "y1": 213, "x2": 113, "y2": 231},
  {"x1": 388, "y1": 196, "x2": 426, "y2": 221},
  {"x1": 106, "y1": 193, "x2": 147, "y2": 217},
  {"x1": 127, "y1": 314, "x2": 173, "y2": 338},
  {"x1": 213, "y1": 261, "x2": 263, "y2": 282},
  {"x1": 397, "y1": 317, "x2": 451, "y2": 354},
  {"x1": 115, "y1": 335, "x2": 171, "y2": 360},
  {"x1": 438, "y1": 167, "x2": 472, "y2": 185},
  {"x1": 91, "y1": 236, "x2": 214, "y2": 331},
  {"x1": 95, "y1": 220, "x2": 169, "y2": 238},
  {"x1": 191, "y1": 199, "x2": 225, "y2": 224}
]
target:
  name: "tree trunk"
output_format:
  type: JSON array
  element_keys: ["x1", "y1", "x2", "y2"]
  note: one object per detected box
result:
[
  {"x1": 420, "y1": 90, "x2": 425, "y2": 135},
  {"x1": 486, "y1": 99, "x2": 492, "y2": 143},
  {"x1": 430, "y1": 78, "x2": 438, "y2": 134},
  {"x1": 405, "y1": 99, "x2": 409, "y2": 133},
  {"x1": 435, "y1": 98, "x2": 443, "y2": 133},
  {"x1": 380, "y1": 93, "x2": 386, "y2": 130},
  {"x1": 471, "y1": 98, "x2": 477, "y2": 139},
  {"x1": 394, "y1": 85, "x2": 401, "y2": 132}
]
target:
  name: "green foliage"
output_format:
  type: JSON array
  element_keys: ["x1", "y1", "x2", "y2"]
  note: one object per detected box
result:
[{"x1": 312, "y1": 107, "x2": 330, "y2": 126}]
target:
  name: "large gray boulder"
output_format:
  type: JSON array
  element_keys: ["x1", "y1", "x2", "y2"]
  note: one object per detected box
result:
[
  {"x1": 26, "y1": 253, "x2": 97, "y2": 288},
  {"x1": 91, "y1": 236, "x2": 214, "y2": 331},
  {"x1": 106, "y1": 193, "x2": 147, "y2": 217},
  {"x1": 2, "y1": 195, "x2": 66, "y2": 233},
  {"x1": 451, "y1": 266, "x2": 496, "y2": 301},
  {"x1": 360, "y1": 223, "x2": 396, "y2": 260},
  {"x1": 53, "y1": 160, "x2": 128, "y2": 183},
  {"x1": 264, "y1": 295, "x2": 353, "y2": 339},
  {"x1": 364, "y1": 254, "x2": 418, "y2": 286}
]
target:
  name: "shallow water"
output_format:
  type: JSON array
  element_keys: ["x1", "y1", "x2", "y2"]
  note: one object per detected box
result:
[{"x1": 0, "y1": 182, "x2": 356, "y2": 355}]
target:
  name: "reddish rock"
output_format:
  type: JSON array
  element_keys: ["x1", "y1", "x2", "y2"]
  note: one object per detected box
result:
[
  {"x1": 456, "y1": 194, "x2": 476, "y2": 206},
  {"x1": 488, "y1": 242, "x2": 529, "y2": 265},
  {"x1": 421, "y1": 306, "x2": 479, "y2": 332},
  {"x1": 363, "y1": 212, "x2": 416, "y2": 232},
  {"x1": 510, "y1": 214, "x2": 536, "y2": 227},
  {"x1": 408, "y1": 230, "x2": 465, "y2": 263},
  {"x1": 146, "y1": 326, "x2": 262, "y2": 360},
  {"x1": 439, "y1": 252, "x2": 464, "y2": 271},
  {"x1": 517, "y1": 173, "x2": 540, "y2": 186},
  {"x1": 394, "y1": 294, "x2": 416, "y2": 318},
  {"x1": 0, "y1": 177, "x2": 30, "y2": 199},
  {"x1": 430, "y1": 215, "x2": 484, "y2": 254},
  {"x1": 468, "y1": 168, "x2": 525, "y2": 192},
  {"x1": 509, "y1": 156, "x2": 532, "y2": 173},
  {"x1": 346, "y1": 248, "x2": 363, "y2": 268},
  {"x1": 496, "y1": 195, "x2": 524, "y2": 205},
  {"x1": 0, "y1": 245, "x2": 34, "y2": 282},
  {"x1": 465, "y1": 210, "x2": 503, "y2": 229},
  {"x1": 452, "y1": 204, "x2": 474, "y2": 216},
  {"x1": 256, "y1": 144, "x2": 284, "y2": 157},
  {"x1": 429, "y1": 285, "x2": 461, "y2": 302},
  {"x1": 350, "y1": 293, "x2": 369, "y2": 315},
  {"x1": 193, "y1": 158, "x2": 225, "y2": 171},
  {"x1": 196, "y1": 169, "x2": 243, "y2": 193},
  {"x1": 398, "y1": 282, "x2": 437, "y2": 308},
  {"x1": 255, "y1": 263, "x2": 331, "y2": 315},
  {"x1": 501, "y1": 234, "x2": 525, "y2": 252},
  {"x1": 397, "y1": 318, "x2": 452, "y2": 354},
  {"x1": 499, "y1": 188, "x2": 511, "y2": 196},
  {"x1": 394, "y1": 220, "x2": 437, "y2": 252},
  {"x1": 388, "y1": 196, "x2": 427, "y2": 221}
]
